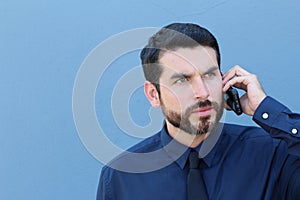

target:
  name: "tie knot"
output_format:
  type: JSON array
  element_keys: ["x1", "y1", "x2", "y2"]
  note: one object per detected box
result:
[{"x1": 189, "y1": 151, "x2": 200, "y2": 169}]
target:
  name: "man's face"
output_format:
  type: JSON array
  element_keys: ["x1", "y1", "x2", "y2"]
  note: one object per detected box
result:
[{"x1": 158, "y1": 46, "x2": 224, "y2": 135}]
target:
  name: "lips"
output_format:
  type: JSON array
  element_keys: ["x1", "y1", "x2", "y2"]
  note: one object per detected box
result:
[{"x1": 192, "y1": 106, "x2": 213, "y2": 117}]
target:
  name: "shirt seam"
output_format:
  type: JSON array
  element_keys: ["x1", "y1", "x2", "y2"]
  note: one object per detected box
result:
[{"x1": 103, "y1": 168, "x2": 113, "y2": 200}]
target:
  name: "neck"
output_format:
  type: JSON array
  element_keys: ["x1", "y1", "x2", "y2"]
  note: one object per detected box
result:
[{"x1": 165, "y1": 120, "x2": 210, "y2": 148}]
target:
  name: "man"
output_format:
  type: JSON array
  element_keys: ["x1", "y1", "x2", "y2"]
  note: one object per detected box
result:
[{"x1": 97, "y1": 23, "x2": 300, "y2": 199}]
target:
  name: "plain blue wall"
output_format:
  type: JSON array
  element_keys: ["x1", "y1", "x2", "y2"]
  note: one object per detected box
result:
[{"x1": 1, "y1": 0, "x2": 300, "y2": 199}]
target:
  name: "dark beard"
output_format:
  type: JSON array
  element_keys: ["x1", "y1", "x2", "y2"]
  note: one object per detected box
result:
[{"x1": 161, "y1": 99, "x2": 224, "y2": 135}]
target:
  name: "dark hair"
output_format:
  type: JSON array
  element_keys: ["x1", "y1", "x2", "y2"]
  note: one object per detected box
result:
[{"x1": 140, "y1": 23, "x2": 221, "y2": 94}]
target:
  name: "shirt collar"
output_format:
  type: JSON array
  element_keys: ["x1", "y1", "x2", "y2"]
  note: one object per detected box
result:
[{"x1": 160, "y1": 122, "x2": 224, "y2": 169}]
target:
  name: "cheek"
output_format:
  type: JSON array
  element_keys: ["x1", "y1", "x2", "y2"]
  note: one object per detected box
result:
[
  {"x1": 207, "y1": 81, "x2": 223, "y2": 100},
  {"x1": 160, "y1": 87, "x2": 188, "y2": 111}
]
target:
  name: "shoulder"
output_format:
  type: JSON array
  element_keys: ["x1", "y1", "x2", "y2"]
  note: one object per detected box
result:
[
  {"x1": 217, "y1": 124, "x2": 289, "y2": 166},
  {"x1": 126, "y1": 131, "x2": 163, "y2": 153},
  {"x1": 100, "y1": 130, "x2": 163, "y2": 174},
  {"x1": 224, "y1": 123, "x2": 269, "y2": 138},
  {"x1": 222, "y1": 123, "x2": 281, "y2": 146}
]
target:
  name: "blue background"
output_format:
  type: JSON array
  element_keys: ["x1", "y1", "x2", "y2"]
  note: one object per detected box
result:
[{"x1": 1, "y1": 0, "x2": 300, "y2": 199}]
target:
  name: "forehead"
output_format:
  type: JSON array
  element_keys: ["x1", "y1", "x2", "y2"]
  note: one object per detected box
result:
[{"x1": 158, "y1": 46, "x2": 218, "y2": 74}]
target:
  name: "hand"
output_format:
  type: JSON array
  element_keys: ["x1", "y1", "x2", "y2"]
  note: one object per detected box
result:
[{"x1": 222, "y1": 65, "x2": 267, "y2": 116}]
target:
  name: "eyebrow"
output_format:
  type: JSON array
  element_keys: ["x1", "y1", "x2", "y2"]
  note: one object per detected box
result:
[
  {"x1": 170, "y1": 72, "x2": 191, "y2": 80},
  {"x1": 203, "y1": 66, "x2": 219, "y2": 75},
  {"x1": 169, "y1": 66, "x2": 219, "y2": 80}
]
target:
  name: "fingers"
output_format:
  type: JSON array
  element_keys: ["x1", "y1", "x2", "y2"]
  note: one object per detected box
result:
[
  {"x1": 222, "y1": 65, "x2": 250, "y2": 84},
  {"x1": 222, "y1": 65, "x2": 267, "y2": 115},
  {"x1": 223, "y1": 76, "x2": 251, "y2": 92},
  {"x1": 222, "y1": 65, "x2": 252, "y2": 92}
]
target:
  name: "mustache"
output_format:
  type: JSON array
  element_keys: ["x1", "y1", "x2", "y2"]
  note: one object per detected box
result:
[
  {"x1": 190, "y1": 100, "x2": 212, "y2": 110},
  {"x1": 186, "y1": 100, "x2": 219, "y2": 114}
]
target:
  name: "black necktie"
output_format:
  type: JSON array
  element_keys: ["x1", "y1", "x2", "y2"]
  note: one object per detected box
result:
[{"x1": 187, "y1": 151, "x2": 209, "y2": 200}]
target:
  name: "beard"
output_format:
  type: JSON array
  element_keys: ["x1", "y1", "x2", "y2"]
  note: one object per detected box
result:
[{"x1": 161, "y1": 99, "x2": 224, "y2": 135}]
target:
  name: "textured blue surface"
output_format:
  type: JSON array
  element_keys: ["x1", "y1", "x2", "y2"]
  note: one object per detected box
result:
[{"x1": 1, "y1": 0, "x2": 300, "y2": 199}]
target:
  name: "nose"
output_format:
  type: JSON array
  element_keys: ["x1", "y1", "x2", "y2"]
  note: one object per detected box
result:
[{"x1": 192, "y1": 77, "x2": 209, "y2": 100}]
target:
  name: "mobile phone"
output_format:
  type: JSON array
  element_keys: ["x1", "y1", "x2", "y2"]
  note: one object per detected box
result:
[{"x1": 225, "y1": 87, "x2": 243, "y2": 115}]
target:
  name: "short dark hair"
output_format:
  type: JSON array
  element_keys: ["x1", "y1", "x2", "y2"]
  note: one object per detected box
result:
[{"x1": 140, "y1": 23, "x2": 221, "y2": 94}]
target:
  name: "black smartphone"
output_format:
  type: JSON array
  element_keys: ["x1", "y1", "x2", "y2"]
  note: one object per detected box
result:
[{"x1": 225, "y1": 87, "x2": 243, "y2": 115}]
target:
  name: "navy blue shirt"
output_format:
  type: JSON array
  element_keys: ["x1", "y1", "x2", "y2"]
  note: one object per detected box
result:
[{"x1": 97, "y1": 97, "x2": 300, "y2": 200}]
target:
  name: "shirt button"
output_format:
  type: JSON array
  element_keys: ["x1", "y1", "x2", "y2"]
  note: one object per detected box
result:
[
  {"x1": 292, "y1": 128, "x2": 298, "y2": 135},
  {"x1": 262, "y1": 113, "x2": 269, "y2": 119}
]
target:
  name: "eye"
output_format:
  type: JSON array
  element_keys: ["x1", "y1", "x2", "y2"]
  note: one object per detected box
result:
[
  {"x1": 202, "y1": 72, "x2": 216, "y2": 79},
  {"x1": 175, "y1": 77, "x2": 188, "y2": 84}
]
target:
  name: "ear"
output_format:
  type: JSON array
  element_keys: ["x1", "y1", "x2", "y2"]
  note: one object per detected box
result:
[{"x1": 144, "y1": 81, "x2": 161, "y2": 108}]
